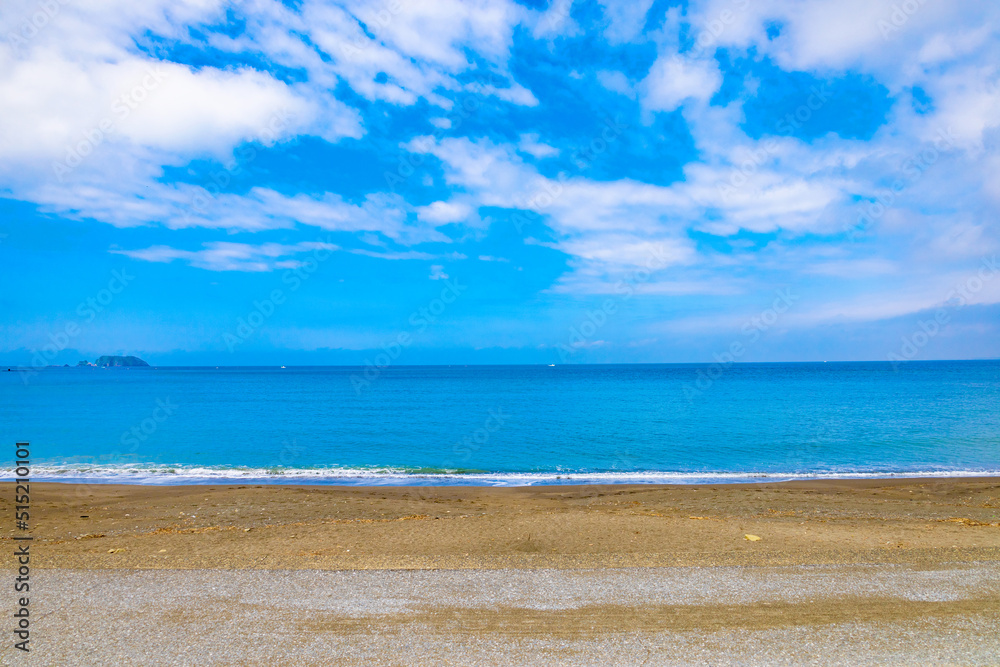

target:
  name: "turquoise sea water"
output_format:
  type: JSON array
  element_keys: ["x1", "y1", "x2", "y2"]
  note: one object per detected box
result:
[{"x1": 3, "y1": 361, "x2": 998, "y2": 485}]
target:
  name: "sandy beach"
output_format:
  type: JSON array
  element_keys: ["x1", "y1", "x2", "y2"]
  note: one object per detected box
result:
[
  {"x1": 3, "y1": 478, "x2": 999, "y2": 664},
  {"x1": 5, "y1": 477, "x2": 999, "y2": 569}
]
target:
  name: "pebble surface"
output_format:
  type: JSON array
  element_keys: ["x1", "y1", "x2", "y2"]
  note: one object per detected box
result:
[{"x1": 5, "y1": 563, "x2": 999, "y2": 665}]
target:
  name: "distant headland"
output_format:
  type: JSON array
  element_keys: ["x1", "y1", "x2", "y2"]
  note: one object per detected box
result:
[{"x1": 77, "y1": 355, "x2": 150, "y2": 368}]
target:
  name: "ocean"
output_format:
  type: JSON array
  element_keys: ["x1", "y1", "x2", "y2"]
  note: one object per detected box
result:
[{"x1": 3, "y1": 361, "x2": 998, "y2": 485}]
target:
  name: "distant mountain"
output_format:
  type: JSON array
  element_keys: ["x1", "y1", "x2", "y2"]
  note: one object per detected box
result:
[{"x1": 95, "y1": 355, "x2": 149, "y2": 367}]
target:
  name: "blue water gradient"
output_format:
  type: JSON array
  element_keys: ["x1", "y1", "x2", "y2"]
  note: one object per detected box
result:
[{"x1": 3, "y1": 362, "x2": 998, "y2": 485}]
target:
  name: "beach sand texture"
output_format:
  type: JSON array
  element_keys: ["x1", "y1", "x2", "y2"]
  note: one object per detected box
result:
[
  {"x1": 5, "y1": 478, "x2": 999, "y2": 569},
  {"x1": 2, "y1": 478, "x2": 999, "y2": 664}
]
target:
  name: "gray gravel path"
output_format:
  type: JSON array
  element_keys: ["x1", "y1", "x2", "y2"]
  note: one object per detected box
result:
[{"x1": 4, "y1": 563, "x2": 999, "y2": 665}]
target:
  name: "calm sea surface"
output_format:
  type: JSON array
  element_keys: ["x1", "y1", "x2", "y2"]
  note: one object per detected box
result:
[{"x1": 3, "y1": 362, "x2": 998, "y2": 485}]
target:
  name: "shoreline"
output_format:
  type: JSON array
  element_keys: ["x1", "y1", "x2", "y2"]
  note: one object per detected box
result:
[
  {"x1": 10, "y1": 470, "x2": 1000, "y2": 487},
  {"x1": 3, "y1": 477, "x2": 999, "y2": 570}
]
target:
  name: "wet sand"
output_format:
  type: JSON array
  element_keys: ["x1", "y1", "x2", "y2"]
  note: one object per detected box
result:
[{"x1": 3, "y1": 478, "x2": 999, "y2": 664}]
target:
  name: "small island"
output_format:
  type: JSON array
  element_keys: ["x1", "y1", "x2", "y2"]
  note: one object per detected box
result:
[{"x1": 93, "y1": 355, "x2": 149, "y2": 367}]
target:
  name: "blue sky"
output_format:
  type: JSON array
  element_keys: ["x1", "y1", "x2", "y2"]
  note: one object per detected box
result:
[{"x1": 1, "y1": 0, "x2": 999, "y2": 365}]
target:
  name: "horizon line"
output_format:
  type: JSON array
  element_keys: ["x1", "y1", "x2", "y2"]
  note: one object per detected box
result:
[{"x1": 8, "y1": 358, "x2": 1000, "y2": 369}]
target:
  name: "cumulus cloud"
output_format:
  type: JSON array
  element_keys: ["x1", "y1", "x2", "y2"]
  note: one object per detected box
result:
[
  {"x1": 0, "y1": 2, "x2": 361, "y2": 174},
  {"x1": 0, "y1": 0, "x2": 532, "y2": 246},
  {"x1": 640, "y1": 52, "x2": 722, "y2": 112},
  {"x1": 598, "y1": 0, "x2": 656, "y2": 44}
]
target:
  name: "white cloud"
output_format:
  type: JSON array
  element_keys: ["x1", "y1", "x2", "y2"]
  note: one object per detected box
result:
[
  {"x1": 463, "y1": 78, "x2": 539, "y2": 107},
  {"x1": 0, "y1": 53, "x2": 360, "y2": 177},
  {"x1": 1, "y1": 0, "x2": 999, "y2": 334},
  {"x1": 116, "y1": 240, "x2": 468, "y2": 271},
  {"x1": 275, "y1": 0, "x2": 533, "y2": 107},
  {"x1": 416, "y1": 200, "x2": 474, "y2": 224},
  {"x1": 406, "y1": 135, "x2": 529, "y2": 192},
  {"x1": 688, "y1": 0, "x2": 996, "y2": 92},
  {"x1": 112, "y1": 241, "x2": 338, "y2": 272},
  {"x1": 596, "y1": 69, "x2": 635, "y2": 98},
  {"x1": 921, "y1": 67, "x2": 1000, "y2": 150},
  {"x1": 0, "y1": 0, "x2": 532, "y2": 247},
  {"x1": 640, "y1": 53, "x2": 722, "y2": 112},
  {"x1": 407, "y1": 136, "x2": 698, "y2": 278},
  {"x1": 529, "y1": 0, "x2": 578, "y2": 39},
  {"x1": 404, "y1": 83, "x2": 998, "y2": 312},
  {"x1": 340, "y1": 0, "x2": 519, "y2": 69},
  {"x1": 0, "y1": 2, "x2": 362, "y2": 172},
  {"x1": 350, "y1": 249, "x2": 466, "y2": 261},
  {"x1": 598, "y1": 0, "x2": 655, "y2": 44},
  {"x1": 517, "y1": 133, "x2": 559, "y2": 159},
  {"x1": 556, "y1": 235, "x2": 693, "y2": 267},
  {"x1": 29, "y1": 178, "x2": 451, "y2": 245}
]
